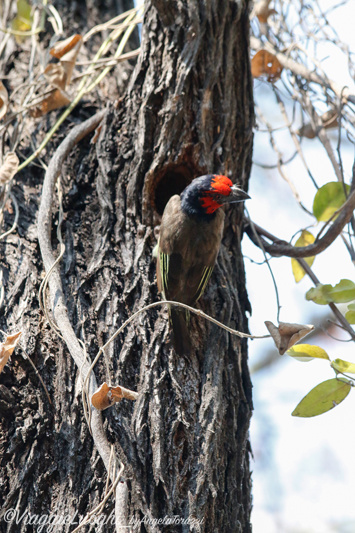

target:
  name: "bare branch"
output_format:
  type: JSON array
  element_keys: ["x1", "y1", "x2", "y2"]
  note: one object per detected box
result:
[{"x1": 245, "y1": 187, "x2": 355, "y2": 258}]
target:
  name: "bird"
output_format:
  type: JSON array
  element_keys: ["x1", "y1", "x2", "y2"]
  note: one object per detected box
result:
[{"x1": 156, "y1": 174, "x2": 250, "y2": 355}]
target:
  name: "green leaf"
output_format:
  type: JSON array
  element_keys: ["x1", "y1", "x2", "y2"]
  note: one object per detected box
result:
[
  {"x1": 286, "y1": 343, "x2": 330, "y2": 362},
  {"x1": 313, "y1": 182, "x2": 350, "y2": 222},
  {"x1": 330, "y1": 280, "x2": 355, "y2": 303},
  {"x1": 306, "y1": 279, "x2": 355, "y2": 305},
  {"x1": 16, "y1": 0, "x2": 32, "y2": 22},
  {"x1": 306, "y1": 285, "x2": 329, "y2": 305},
  {"x1": 292, "y1": 378, "x2": 351, "y2": 417},
  {"x1": 11, "y1": 0, "x2": 33, "y2": 41},
  {"x1": 345, "y1": 302, "x2": 355, "y2": 324},
  {"x1": 332, "y1": 358, "x2": 355, "y2": 374},
  {"x1": 291, "y1": 230, "x2": 315, "y2": 283}
]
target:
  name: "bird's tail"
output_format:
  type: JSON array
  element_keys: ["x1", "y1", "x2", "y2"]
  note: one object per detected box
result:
[{"x1": 170, "y1": 308, "x2": 191, "y2": 356}]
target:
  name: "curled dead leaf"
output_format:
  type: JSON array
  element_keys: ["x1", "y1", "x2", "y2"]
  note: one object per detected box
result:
[
  {"x1": 30, "y1": 89, "x2": 71, "y2": 118},
  {"x1": 320, "y1": 109, "x2": 339, "y2": 130},
  {"x1": 251, "y1": 49, "x2": 283, "y2": 82},
  {"x1": 265, "y1": 321, "x2": 314, "y2": 355},
  {"x1": 50, "y1": 34, "x2": 82, "y2": 60},
  {"x1": 253, "y1": 0, "x2": 277, "y2": 23},
  {"x1": 50, "y1": 34, "x2": 82, "y2": 87},
  {"x1": 297, "y1": 110, "x2": 339, "y2": 139},
  {"x1": 32, "y1": 34, "x2": 82, "y2": 117},
  {"x1": 92, "y1": 381, "x2": 138, "y2": 411},
  {"x1": 0, "y1": 152, "x2": 19, "y2": 185},
  {"x1": 0, "y1": 332, "x2": 22, "y2": 374},
  {"x1": 0, "y1": 81, "x2": 9, "y2": 121},
  {"x1": 43, "y1": 63, "x2": 67, "y2": 91}
]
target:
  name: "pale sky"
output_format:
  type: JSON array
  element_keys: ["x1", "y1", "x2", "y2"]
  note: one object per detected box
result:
[{"x1": 247, "y1": 2, "x2": 355, "y2": 531}]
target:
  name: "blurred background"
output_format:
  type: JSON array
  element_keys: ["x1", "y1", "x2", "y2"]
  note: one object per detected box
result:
[{"x1": 246, "y1": 1, "x2": 355, "y2": 531}]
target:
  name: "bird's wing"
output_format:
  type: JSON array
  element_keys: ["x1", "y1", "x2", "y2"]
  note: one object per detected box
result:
[
  {"x1": 189, "y1": 265, "x2": 214, "y2": 303},
  {"x1": 158, "y1": 248, "x2": 183, "y2": 301},
  {"x1": 158, "y1": 245, "x2": 214, "y2": 304},
  {"x1": 157, "y1": 247, "x2": 170, "y2": 300}
]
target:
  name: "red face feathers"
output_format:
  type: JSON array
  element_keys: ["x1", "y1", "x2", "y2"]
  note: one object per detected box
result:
[{"x1": 180, "y1": 174, "x2": 250, "y2": 219}]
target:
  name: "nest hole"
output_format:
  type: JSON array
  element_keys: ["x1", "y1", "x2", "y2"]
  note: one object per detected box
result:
[{"x1": 154, "y1": 166, "x2": 194, "y2": 216}]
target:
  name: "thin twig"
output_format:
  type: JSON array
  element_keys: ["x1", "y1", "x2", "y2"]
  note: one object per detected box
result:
[
  {"x1": 245, "y1": 207, "x2": 282, "y2": 322},
  {"x1": 21, "y1": 349, "x2": 52, "y2": 405},
  {"x1": 83, "y1": 299, "x2": 271, "y2": 403}
]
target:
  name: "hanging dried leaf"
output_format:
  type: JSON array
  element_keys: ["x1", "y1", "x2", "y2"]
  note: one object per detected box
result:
[
  {"x1": 0, "y1": 332, "x2": 22, "y2": 374},
  {"x1": 0, "y1": 152, "x2": 19, "y2": 185},
  {"x1": 253, "y1": 0, "x2": 277, "y2": 23},
  {"x1": 92, "y1": 382, "x2": 138, "y2": 411},
  {"x1": 321, "y1": 109, "x2": 339, "y2": 130},
  {"x1": 29, "y1": 89, "x2": 71, "y2": 118},
  {"x1": 0, "y1": 81, "x2": 9, "y2": 121},
  {"x1": 265, "y1": 321, "x2": 314, "y2": 355},
  {"x1": 251, "y1": 50, "x2": 283, "y2": 82},
  {"x1": 297, "y1": 110, "x2": 339, "y2": 139}
]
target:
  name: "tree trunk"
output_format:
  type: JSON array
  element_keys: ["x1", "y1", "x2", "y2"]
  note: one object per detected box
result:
[{"x1": 0, "y1": 0, "x2": 254, "y2": 532}]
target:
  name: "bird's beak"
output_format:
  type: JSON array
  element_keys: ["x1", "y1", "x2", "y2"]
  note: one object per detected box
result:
[{"x1": 228, "y1": 184, "x2": 251, "y2": 203}]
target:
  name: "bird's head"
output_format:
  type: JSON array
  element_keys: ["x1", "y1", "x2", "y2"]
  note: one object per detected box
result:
[{"x1": 181, "y1": 174, "x2": 250, "y2": 218}]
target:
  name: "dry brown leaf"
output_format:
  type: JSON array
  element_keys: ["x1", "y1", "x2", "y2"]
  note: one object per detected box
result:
[
  {"x1": 92, "y1": 383, "x2": 121, "y2": 410},
  {"x1": 0, "y1": 332, "x2": 22, "y2": 374},
  {"x1": 30, "y1": 88, "x2": 71, "y2": 118},
  {"x1": 265, "y1": 321, "x2": 314, "y2": 355},
  {"x1": 92, "y1": 382, "x2": 138, "y2": 410},
  {"x1": 253, "y1": 0, "x2": 277, "y2": 23},
  {"x1": 33, "y1": 34, "x2": 83, "y2": 117},
  {"x1": 43, "y1": 63, "x2": 67, "y2": 90},
  {"x1": 0, "y1": 152, "x2": 19, "y2": 185},
  {"x1": 321, "y1": 109, "x2": 339, "y2": 129},
  {"x1": 296, "y1": 123, "x2": 317, "y2": 139},
  {"x1": 251, "y1": 49, "x2": 283, "y2": 82},
  {"x1": 0, "y1": 81, "x2": 9, "y2": 121},
  {"x1": 50, "y1": 35, "x2": 82, "y2": 86},
  {"x1": 297, "y1": 110, "x2": 339, "y2": 139},
  {"x1": 50, "y1": 34, "x2": 82, "y2": 60}
]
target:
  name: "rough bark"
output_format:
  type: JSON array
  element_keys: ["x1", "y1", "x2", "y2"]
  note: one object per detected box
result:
[{"x1": 0, "y1": 0, "x2": 254, "y2": 532}]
